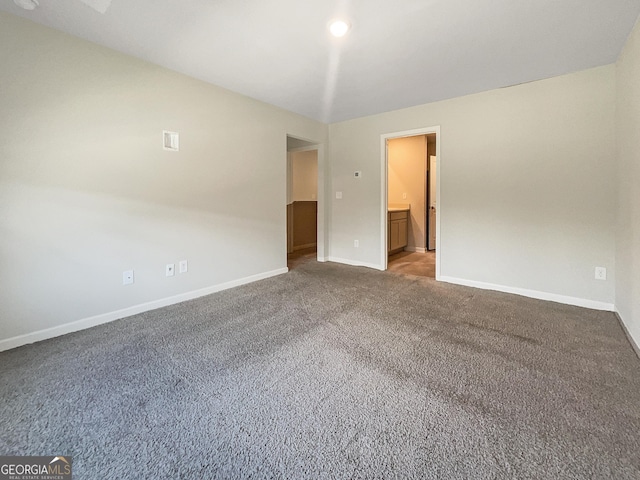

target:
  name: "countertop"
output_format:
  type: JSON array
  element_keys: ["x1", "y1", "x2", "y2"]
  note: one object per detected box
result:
[{"x1": 388, "y1": 204, "x2": 410, "y2": 212}]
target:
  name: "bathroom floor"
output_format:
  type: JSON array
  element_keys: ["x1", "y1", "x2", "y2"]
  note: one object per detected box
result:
[
  {"x1": 387, "y1": 251, "x2": 436, "y2": 278},
  {"x1": 289, "y1": 248, "x2": 435, "y2": 279}
]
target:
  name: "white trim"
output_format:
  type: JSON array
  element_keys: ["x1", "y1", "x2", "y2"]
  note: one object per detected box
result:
[
  {"x1": 381, "y1": 136, "x2": 387, "y2": 269},
  {"x1": 381, "y1": 126, "x2": 441, "y2": 279},
  {"x1": 316, "y1": 144, "x2": 326, "y2": 263},
  {"x1": 440, "y1": 275, "x2": 615, "y2": 311},
  {"x1": 0, "y1": 268, "x2": 288, "y2": 352},
  {"x1": 613, "y1": 308, "x2": 640, "y2": 358},
  {"x1": 615, "y1": 311, "x2": 640, "y2": 358},
  {"x1": 288, "y1": 145, "x2": 320, "y2": 153},
  {"x1": 327, "y1": 256, "x2": 385, "y2": 271},
  {"x1": 434, "y1": 135, "x2": 441, "y2": 280},
  {"x1": 293, "y1": 242, "x2": 317, "y2": 251},
  {"x1": 286, "y1": 152, "x2": 292, "y2": 205},
  {"x1": 404, "y1": 246, "x2": 427, "y2": 253}
]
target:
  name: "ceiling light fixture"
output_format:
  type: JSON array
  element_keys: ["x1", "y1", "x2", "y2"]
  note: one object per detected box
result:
[
  {"x1": 329, "y1": 19, "x2": 350, "y2": 38},
  {"x1": 14, "y1": 0, "x2": 39, "y2": 10}
]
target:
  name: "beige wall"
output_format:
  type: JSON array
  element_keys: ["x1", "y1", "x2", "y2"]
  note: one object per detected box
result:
[
  {"x1": 0, "y1": 12, "x2": 327, "y2": 347},
  {"x1": 2, "y1": 9, "x2": 635, "y2": 350},
  {"x1": 329, "y1": 65, "x2": 616, "y2": 307},
  {"x1": 615, "y1": 17, "x2": 640, "y2": 349},
  {"x1": 291, "y1": 150, "x2": 318, "y2": 202},
  {"x1": 388, "y1": 135, "x2": 426, "y2": 250}
]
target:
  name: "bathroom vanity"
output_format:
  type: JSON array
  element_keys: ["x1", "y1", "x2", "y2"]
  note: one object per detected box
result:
[{"x1": 388, "y1": 205, "x2": 409, "y2": 254}]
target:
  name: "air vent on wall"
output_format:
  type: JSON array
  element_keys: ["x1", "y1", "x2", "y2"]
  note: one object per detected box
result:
[{"x1": 163, "y1": 131, "x2": 179, "y2": 152}]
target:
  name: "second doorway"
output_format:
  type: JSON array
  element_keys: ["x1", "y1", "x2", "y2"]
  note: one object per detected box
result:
[{"x1": 386, "y1": 133, "x2": 437, "y2": 278}]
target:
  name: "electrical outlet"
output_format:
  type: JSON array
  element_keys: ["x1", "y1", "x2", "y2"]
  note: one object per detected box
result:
[
  {"x1": 595, "y1": 267, "x2": 607, "y2": 280},
  {"x1": 123, "y1": 270, "x2": 134, "y2": 285},
  {"x1": 354, "y1": 240, "x2": 359, "y2": 248},
  {"x1": 336, "y1": 191, "x2": 343, "y2": 199},
  {"x1": 179, "y1": 260, "x2": 188, "y2": 274},
  {"x1": 354, "y1": 171, "x2": 362, "y2": 178},
  {"x1": 166, "y1": 264, "x2": 175, "y2": 277}
]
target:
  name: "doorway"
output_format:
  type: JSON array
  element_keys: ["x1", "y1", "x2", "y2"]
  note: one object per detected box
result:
[
  {"x1": 286, "y1": 136, "x2": 324, "y2": 270},
  {"x1": 380, "y1": 127, "x2": 441, "y2": 279}
]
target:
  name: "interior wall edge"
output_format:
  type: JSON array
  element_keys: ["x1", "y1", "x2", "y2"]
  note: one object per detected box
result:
[{"x1": 615, "y1": 311, "x2": 640, "y2": 359}]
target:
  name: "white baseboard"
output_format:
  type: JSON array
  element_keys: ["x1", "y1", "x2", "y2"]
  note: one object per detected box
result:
[
  {"x1": 0, "y1": 267, "x2": 289, "y2": 353},
  {"x1": 293, "y1": 243, "x2": 317, "y2": 251},
  {"x1": 615, "y1": 311, "x2": 640, "y2": 359},
  {"x1": 327, "y1": 256, "x2": 384, "y2": 271},
  {"x1": 439, "y1": 275, "x2": 615, "y2": 311},
  {"x1": 404, "y1": 247, "x2": 427, "y2": 253}
]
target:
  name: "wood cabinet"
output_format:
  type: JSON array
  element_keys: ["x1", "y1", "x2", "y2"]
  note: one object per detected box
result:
[
  {"x1": 388, "y1": 210, "x2": 408, "y2": 253},
  {"x1": 287, "y1": 201, "x2": 317, "y2": 253}
]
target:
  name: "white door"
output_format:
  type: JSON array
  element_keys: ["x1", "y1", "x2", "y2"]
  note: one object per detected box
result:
[{"x1": 428, "y1": 155, "x2": 437, "y2": 250}]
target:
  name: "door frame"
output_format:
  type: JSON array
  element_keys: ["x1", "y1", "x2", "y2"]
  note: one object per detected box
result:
[
  {"x1": 427, "y1": 154, "x2": 437, "y2": 251},
  {"x1": 380, "y1": 126, "x2": 441, "y2": 278},
  {"x1": 286, "y1": 137, "x2": 326, "y2": 262}
]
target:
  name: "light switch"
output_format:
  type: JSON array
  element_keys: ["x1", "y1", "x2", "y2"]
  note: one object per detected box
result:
[{"x1": 336, "y1": 191, "x2": 343, "y2": 199}]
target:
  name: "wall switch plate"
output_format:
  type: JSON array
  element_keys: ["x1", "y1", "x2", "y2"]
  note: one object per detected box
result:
[
  {"x1": 403, "y1": 193, "x2": 407, "y2": 199},
  {"x1": 354, "y1": 171, "x2": 362, "y2": 178},
  {"x1": 166, "y1": 264, "x2": 175, "y2": 277},
  {"x1": 336, "y1": 191, "x2": 343, "y2": 199},
  {"x1": 354, "y1": 240, "x2": 359, "y2": 247},
  {"x1": 595, "y1": 267, "x2": 607, "y2": 280},
  {"x1": 179, "y1": 260, "x2": 188, "y2": 274},
  {"x1": 123, "y1": 270, "x2": 134, "y2": 285}
]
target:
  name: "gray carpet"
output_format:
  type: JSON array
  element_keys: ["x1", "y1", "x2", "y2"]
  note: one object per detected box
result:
[{"x1": 1, "y1": 260, "x2": 639, "y2": 479}]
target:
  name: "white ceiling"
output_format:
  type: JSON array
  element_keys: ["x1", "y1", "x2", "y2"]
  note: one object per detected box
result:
[{"x1": 2, "y1": 0, "x2": 640, "y2": 123}]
